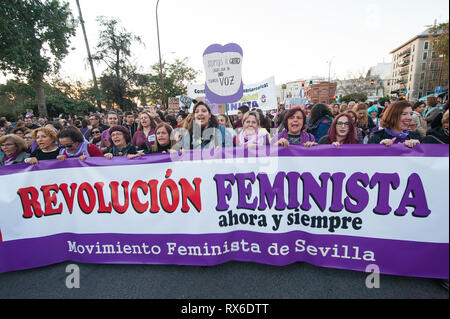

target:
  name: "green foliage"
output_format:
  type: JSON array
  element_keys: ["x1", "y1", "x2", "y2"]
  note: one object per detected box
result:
[
  {"x1": 339, "y1": 93, "x2": 368, "y2": 103},
  {"x1": 93, "y1": 16, "x2": 143, "y2": 110},
  {"x1": 0, "y1": 79, "x2": 96, "y2": 119},
  {"x1": 0, "y1": 0, "x2": 77, "y2": 116},
  {"x1": 429, "y1": 22, "x2": 449, "y2": 63},
  {"x1": 141, "y1": 58, "x2": 199, "y2": 105}
]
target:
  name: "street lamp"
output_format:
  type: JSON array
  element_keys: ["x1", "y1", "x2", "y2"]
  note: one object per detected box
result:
[
  {"x1": 156, "y1": 0, "x2": 166, "y2": 109},
  {"x1": 327, "y1": 57, "x2": 335, "y2": 104}
]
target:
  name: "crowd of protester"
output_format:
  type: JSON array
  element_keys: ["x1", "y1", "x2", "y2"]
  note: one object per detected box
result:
[{"x1": 0, "y1": 96, "x2": 448, "y2": 166}]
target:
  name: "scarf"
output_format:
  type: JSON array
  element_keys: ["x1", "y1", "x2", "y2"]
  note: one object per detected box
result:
[
  {"x1": 59, "y1": 140, "x2": 90, "y2": 157},
  {"x1": 2, "y1": 152, "x2": 20, "y2": 166},
  {"x1": 237, "y1": 128, "x2": 267, "y2": 146},
  {"x1": 384, "y1": 128, "x2": 410, "y2": 140}
]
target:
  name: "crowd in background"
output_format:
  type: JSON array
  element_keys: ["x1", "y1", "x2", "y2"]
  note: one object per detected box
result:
[{"x1": 0, "y1": 96, "x2": 448, "y2": 166}]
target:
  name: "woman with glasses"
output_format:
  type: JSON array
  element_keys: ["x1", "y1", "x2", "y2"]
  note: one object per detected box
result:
[
  {"x1": 56, "y1": 126, "x2": 103, "y2": 162},
  {"x1": 368, "y1": 100, "x2": 422, "y2": 148},
  {"x1": 272, "y1": 107, "x2": 316, "y2": 147},
  {"x1": 0, "y1": 134, "x2": 30, "y2": 166},
  {"x1": 234, "y1": 111, "x2": 269, "y2": 148},
  {"x1": 104, "y1": 126, "x2": 141, "y2": 159},
  {"x1": 24, "y1": 127, "x2": 60, "y2": 164},
  {"x1": 22, "y1": 129, "x2": 33, "y2": 153},
  {"x1": 318, "y1": 113, "x2": 358, "y2": 146},
  {"x1": 89, "y1": 127, "x2": 103, "y2": 148}
]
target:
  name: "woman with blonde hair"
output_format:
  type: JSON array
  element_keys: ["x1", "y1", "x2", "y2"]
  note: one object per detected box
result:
[
  {"x1": 352, "y1": 102, "x2": 375, "y2": 138},
  {"x1": 0, "y1": 134, "x2": 29, "y2": 166},
  {"x1": 25, "y1": 127, "x2": 60, "y2": 164},
  {"x1": 234, "y1": 111, "x2": 270, "y2": 147}
]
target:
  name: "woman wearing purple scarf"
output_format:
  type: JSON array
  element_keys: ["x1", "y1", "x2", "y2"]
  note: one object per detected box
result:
[
  {"x1": 368, "y1": 101, "x2": 422, "y2": 148},
  {"x1": 0, "y1": 134, "x2": 30, "y2": 166},
  {"x1": 272, "y1": 107, "x2": 317, "y2": 147}
]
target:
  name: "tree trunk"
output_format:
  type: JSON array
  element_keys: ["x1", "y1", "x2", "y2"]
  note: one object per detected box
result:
[{"x1": 34, "y1": 76, "x2": 48, "y2": 118}]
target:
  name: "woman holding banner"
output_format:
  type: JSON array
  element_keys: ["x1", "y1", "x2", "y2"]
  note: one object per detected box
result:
[
  {"x1": 234, "y1": 111, "x2": 270, "y2": 148},
  {"x1": 272, "y1": 107, "x2": 316, "y2": 147},
  {"x1": 0, "y1": 134, "x2": 29, "y2": 166},
  {"x1": 149, "y1": 123, "x2": 176, "y2": 153},
  {"x1": 24, "y1": 127, "x2": 60, "y2": 164},
  {"x1": 56, "y1": 126, "x2": 103, "y2": 162},
  {"x1": 180, "y1": 102, "x2": 226, "y2": 150},
  {"x1": 368, "y1": 100, "x2": 422, "y2": 148},
  {"x1": 104, "y1": 126, "x2": 141, "y2": 159},
  {"x1": 132, "y1": 111, "x2": 157, "y2": 152},
  {"x1": 318, "y1": 113, "x2": 358, "y2": 146}
]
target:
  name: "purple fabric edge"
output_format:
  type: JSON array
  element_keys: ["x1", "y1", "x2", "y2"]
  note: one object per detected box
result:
[
  {"x1": 203, "y1": 43, "x2": 243, "y2": 56},
  {"x1": 0, "y1": 144, "x2": 448, "y2": 177},
  {"x1": 0, "y1": 231, "x2": 447, "y2": 279}
]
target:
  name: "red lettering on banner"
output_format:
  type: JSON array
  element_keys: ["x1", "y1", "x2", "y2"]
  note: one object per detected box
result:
[
  {"x1": 16, "y1": 171, "x2": 203, "y2": 218},
  {"x1": 40, "y1": 184, "x2": 62, "y2": 216},
  {"x1": 59, "y1": 183, "x2": 77, "y2": 213},
  {"x1": 110, "y1": 181, "x2": 130, "y2": 213},
  {"x1": 179, "y1": 178, "x2": 202, "y2": 212},
  {"x1": 17, "y1": 187, "x2": 44, "y2": 218},
  {"x1": 94, "y1": 182, "x2": 112, "y2": 213},
  {"x1": 78, "y1": 182, "x2": 96, "y2": 214},
  {"x1": 130, "y1": 180, "x2": 149, "y2": 213}
]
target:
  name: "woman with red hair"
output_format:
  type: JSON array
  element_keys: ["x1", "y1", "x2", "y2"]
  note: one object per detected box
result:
[{"x1": 318, "y1": 113, "x2": 358, "y2": 146}]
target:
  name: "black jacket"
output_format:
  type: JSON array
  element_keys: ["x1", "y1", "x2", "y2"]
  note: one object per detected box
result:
[{"x1": 368, "y1": 129, "x2": 422, "y2": 144}]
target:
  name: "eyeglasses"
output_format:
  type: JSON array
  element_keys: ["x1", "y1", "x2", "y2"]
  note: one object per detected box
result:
[
  {"x1": 1, "y1": 143, "x2": 15, "y2": 147},
  {"x1": 60, "y1": 143, "x2": 74, "y2": 149},
  {"x1": 24, "y1": 136, "x2": 33, "y2": 140},
  {"x1": 92, "y1": 131, "x2": 101, "y2": 134},
  {"x1": 336, "y1": 122, "x2": 350, "y2": 127}
]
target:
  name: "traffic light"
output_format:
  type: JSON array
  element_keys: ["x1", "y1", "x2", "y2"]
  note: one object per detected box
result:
[
  {"x1": 370, "y1": 79, "x2": 374, "y2": 85},
  {"x1": 309, "y1": 80, "x2": 313, "y2": 87},
  {"x1": 301, "y1": 81, "x2": 305, "y2": 87}
]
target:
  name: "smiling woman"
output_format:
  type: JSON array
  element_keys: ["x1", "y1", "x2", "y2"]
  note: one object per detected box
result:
[
  {"x1": 368, "y1": 101, "x2": 422, "y2": 148},
  {"x1": 272, "y1": 107, "x2": 316, "y2": 147}
]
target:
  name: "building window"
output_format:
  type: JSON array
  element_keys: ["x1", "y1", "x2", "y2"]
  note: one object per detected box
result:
[
  {"x1": 422, "y1": 63, "x2": 426, "y2": 71},
  {"x1": 413, "y1": 44, "x2": 415, "y2": 52},
  {"x1": 424, "y1": 41, "x2": 429, "y2": 50},
  {"x1": 423, "y1": 52, "x2": 428, "y2": 60},
  {"x1": 412, "y1": 54, "x2": 414, "y2": 62},
  {"x1": 420, "y1": 73, "x2": 425, "y2": 80},
  {"x1": 432, "y1": 51, "x2": 436, "y2": 59}
]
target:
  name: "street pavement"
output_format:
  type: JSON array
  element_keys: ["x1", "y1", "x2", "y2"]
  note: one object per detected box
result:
[{"x1": 0, "y1": 260, "x2": 448, "y2": 299}]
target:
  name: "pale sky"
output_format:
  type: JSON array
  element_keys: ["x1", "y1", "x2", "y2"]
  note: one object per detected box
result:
[{"x1": 2, "y1": 0, "x2": 449, "y2": 86}]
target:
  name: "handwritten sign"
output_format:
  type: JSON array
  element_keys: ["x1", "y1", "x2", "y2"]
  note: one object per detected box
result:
[{"x1": 203, "y1": 43, "x2": 244, "y2": 104}]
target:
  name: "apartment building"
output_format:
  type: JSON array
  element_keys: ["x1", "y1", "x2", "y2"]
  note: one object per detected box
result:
[{"x1": 390, "y1": 28, "x2": 447, "y2": 100}]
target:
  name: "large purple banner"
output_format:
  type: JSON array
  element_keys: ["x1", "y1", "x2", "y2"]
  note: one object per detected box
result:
[{"x1": 0, "y1": 145, "x2": 448, "y2": 278}]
